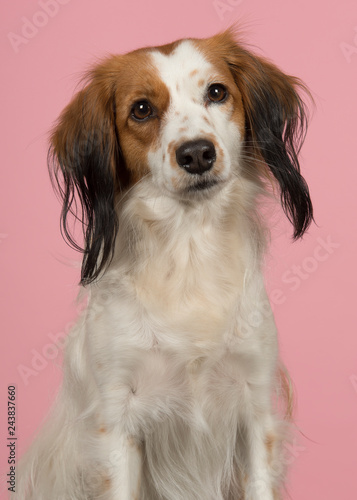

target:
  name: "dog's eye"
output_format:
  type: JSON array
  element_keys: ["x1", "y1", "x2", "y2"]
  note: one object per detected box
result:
[
  {"x1": 131, "y1": 101, "x2": 153, "y2": 121},
  {"x1": 207, "y1": 84, "x2": 228, "y2": 103}
]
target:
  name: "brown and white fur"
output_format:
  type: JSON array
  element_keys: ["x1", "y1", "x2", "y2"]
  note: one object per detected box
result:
[{"x1": 14, "y1": 28, "x2": 313, "y2": 500}]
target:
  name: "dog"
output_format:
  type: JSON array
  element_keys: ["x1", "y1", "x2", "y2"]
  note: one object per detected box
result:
[{"x1": 15, "y1": 27, "x2": 313, "y2": 500}]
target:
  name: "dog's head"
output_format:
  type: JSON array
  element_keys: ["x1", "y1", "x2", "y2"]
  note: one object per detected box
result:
[{"x1": 49, "y1": 28, "x2": 313, "y2": 285}]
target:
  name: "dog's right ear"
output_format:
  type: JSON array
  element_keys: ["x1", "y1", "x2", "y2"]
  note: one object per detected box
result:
[{"x1": 49, "y1": 59, "x2": 129, "y2": 285}]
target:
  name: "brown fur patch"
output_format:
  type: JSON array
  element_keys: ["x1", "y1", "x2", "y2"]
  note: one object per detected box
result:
[
  {"x1": 170, "y1": 175, "x2": 181, "y2": 190},
  {"x1": 273, "y1": 488, "x2": 282, "y2": 500},
  {"x1": 102, "y1": 475, "x2": 111, "y2": 492},
  {"x1": 265, "y1": 432, "x2": 275, "y2": 465},
  {"x1": 155, "y1": 40, "x2": 181, "y2": 56},
  {"x1": 110, "y1": 50, "x2": 171, "y2": 184}
]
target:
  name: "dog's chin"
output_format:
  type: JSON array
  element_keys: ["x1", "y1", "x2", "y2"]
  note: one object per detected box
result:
[
  {"x1": 186, "y1": 178, "x2": 219, "y2": 192},
  {"x1": 177, "y1": 179, "x2": 222, "y2": 202},
  {"x1": 173, "y1": 174, "x2": 229, "y2": 201}
]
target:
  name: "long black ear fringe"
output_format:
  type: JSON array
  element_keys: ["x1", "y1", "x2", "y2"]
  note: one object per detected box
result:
[
  {"x1": 229, "y1": 49, "x2": 314, "y2": 239},
  {"x1": 249, "y1": 93, "x2": 314, "y2": 238},
  {"x1": 48, "y1": 95, "x2": 120, "y2": 286}
]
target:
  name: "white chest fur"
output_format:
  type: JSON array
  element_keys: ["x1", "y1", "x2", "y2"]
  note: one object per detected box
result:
[{"x1": 84, "y1": 180, "x2": 278, "y2": 430}]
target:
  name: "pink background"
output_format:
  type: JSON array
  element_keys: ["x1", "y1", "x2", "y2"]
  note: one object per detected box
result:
[{"x1": 1, "y1": 0, "x2": 357, "y2": 498}]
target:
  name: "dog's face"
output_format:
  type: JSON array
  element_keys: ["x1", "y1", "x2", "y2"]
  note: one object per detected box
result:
[
  {"x1": 50, "y1": 29, "x2": 313, "y2": 284},
  {"x1": 114, "y1": 39, "x2": 245, "y2": 199}
]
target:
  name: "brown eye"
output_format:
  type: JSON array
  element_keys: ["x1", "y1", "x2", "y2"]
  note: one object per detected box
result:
[
  {"x1": 207, "y1": 84, "x2": 228, "y2": 103},
  {"x1": 131, "y1": 100, "x2": 153, "y2": 121}
]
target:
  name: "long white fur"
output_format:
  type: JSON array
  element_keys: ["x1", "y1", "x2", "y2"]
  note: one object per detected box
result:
[{"x1": 14, "y1": 41, "x2": 290, "y2": 500}]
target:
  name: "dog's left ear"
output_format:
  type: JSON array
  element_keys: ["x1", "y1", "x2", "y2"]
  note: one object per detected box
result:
[{"x1": 218, "y1": 30, "x2": 313, "y2": 238}]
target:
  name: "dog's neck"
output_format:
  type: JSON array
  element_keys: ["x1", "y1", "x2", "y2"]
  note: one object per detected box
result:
[
  {"x1": 107, "y1": 179, "x2": 265, "y2": 322},
  {"x1": 116, "y1": 179, "x2": 253, "y2": 262}
]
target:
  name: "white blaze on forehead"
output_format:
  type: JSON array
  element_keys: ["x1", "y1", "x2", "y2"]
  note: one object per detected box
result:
[{"x1": 150, "y1": 40, "x2": 212, "y2": 105}]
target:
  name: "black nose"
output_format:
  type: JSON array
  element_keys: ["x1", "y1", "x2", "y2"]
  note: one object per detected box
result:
[{"x1": 175, "y1": 139, "x2": 216, "y2": 175}]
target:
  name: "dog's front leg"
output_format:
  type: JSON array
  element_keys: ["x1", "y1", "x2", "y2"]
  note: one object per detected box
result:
[
  {"x1": 244, "y1": 418, "x2": 279, "y2": 500},
  {"x1": 105, "y1": 434, "x2": 142, "y2": 500}
]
